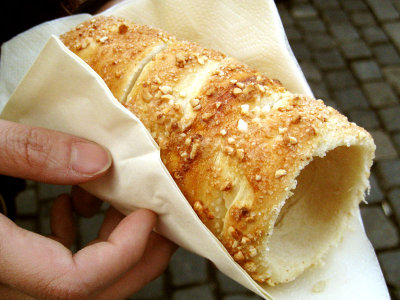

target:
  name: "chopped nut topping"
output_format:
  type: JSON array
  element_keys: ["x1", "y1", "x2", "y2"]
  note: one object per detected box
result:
[
  {"x1": 233, "y1": 87, "x2": 242, "y2": 95},
  {"x1": 249, "y1": 246, "x2": 258, "y2": 257},
  {"x1": 227, "y1": 137, "x2": 235, "y2": 144},
  {"x1": 185, "y1": 137, "x2": 192, "y2": 146},
  {"x1": 278, "y1": 127, "x2": 288, "y2": 134},
  {"x1": 180, "y1": 151, "x2": 188, "y2": 158},
  {"x1": 230, "y1": 79, "x2": 238, "y2": 84},
  {"x1": 236, "y1": 149, "x2": 245, "y2": 160},
  {"x1": 255, "y1": 174, "x2": 261, "y2": 181},
  {"x1": 190, "y1": 98, "x2": 200, "y2": 107},
  {"x1": 238, "y1": 119, "x2": 248, "y2": 132},
  {"x1": 289, "y1": 136, "x2": 298, "y2": 145},
  {"x1": 179, "y1": 91, "x2": 187, "y2": 98},
  {"x1": 202, "y1": 112, "x2": 213, "y2": 121},
  {"x1": 190, "y1": 142, "x2": 200, "y2": 159},
  {"x1": 241, "y1": 237, "x2": 250, "y2": 244},
  {"x1": 256, "y1": 75, "x2": 262, "y2": 82},
  {"x1": 154, "y1": 75, "x2": 162, "y2": 84},
  {"x1": 194, "y1": 201, "x2": 202, "y2": 211},
  {"x1": 257, "y1": 84, "x2": 265, "y2": 92},
  {"x1": 236, "y1": 82, "x2": 244, "y2": 88},
  {"x1": 244, "y1": 262, "x2": 257, "y2": 272},
  {"x1": 142, "y1": 90, "x2": 152, "y2": 102},
  {"x1": 193, "y1": 104, "x2": 202, "y2": 111},
  {"x1": 197, "y1": 55, "x2": 207, "y2": 65},
  {"x1": 225, "y1": 146, "x2": 235, "y2": 155},
  {"x1": 275, "y1": 169, "x2": 287, "y2": 178},
  {"x1": 159, "y1": 85, "x2": 172, "y2": 94},
  {"x1": 234, "y1": 251, "x2": 245, "y2": 262},
  {"x1": 161, "y1": 94, "x2": 174, "y2": 101},
  {"x1": 220, "y1": 129, "x2": 227, "y2": 136},
  {"x1": 175, "y1": 53, "x2": 186, "y2": 65},
  {"x1": 241, "y1": 104, "x2": 249, "y2": 115},
  {"x1": 228, "y1": 226, "x2": 235, "y2": 236},
  {"x1": 99, "y1": 36, "x2": 108, "y2": 43},
  {"x1": 215, "y1": 102, "x2": 222, "y2": 109}
]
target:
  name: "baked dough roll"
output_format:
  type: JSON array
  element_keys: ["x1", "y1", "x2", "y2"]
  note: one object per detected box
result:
[{"x1": 61, "y1": 16, "x2": 375, "y2": 286}]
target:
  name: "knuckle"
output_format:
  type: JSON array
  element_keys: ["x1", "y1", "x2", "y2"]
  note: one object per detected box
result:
[{"x1": 7, "y1": 126, "x2": 54, "y2": 169}]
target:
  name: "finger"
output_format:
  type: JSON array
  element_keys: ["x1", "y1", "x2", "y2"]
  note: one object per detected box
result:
[
  {"x1": 48, "y1": 194, "x2": 76, "y2": 248},
  {"x1": 0, "y1": 283, "x2": 35, "y2": 300},
  {"x1": 0, "y1": 209, "x2": 157, "y2": 300},
  {"x1": 97, "y1": 207, "x2": 125, "y2": 241},
  {"x1": 97, "y1": 233, "x2": 177, "y2": 300},
  {"x1": 0, "y1": 120, "x2": 112, "y2": 184},
  {"x1": 71, "y1": 186, "x2": 102, "y2": 218}
]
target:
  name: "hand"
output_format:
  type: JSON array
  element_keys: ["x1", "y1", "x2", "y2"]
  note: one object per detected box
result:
[{"x1": 0, "y1": 120, "x2": 176, "y2": 299}]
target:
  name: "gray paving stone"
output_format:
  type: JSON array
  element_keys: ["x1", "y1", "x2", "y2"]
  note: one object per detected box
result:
[
  {"x1": 326, "y1": 69, "x2": 358, "y2": 89},
  {"x1": 394, "y1": 288, "x2": 400, "y2": 300},
  {"x1": 314, "y1": 50, "x2": 346, "y2": 70},
  {"x1": 394, "y1": 133, "x2": 400, "y2": 151},
  {"x1": 333, "y1": 88, "x2": 370, "y2": 111},
  {"x1": 363, "y1": 82, "x2": 398, "y2": 108},
  {"x1": 291, "y1": 42, "x2": 311, "y2": 60},
  {"x1": 372, "y1": 44, "x2": 400, "y2": 65},
  {"x1": 78, "y1": 214, "x2": 104, "y2": 246},
  {"x1": 223, "y1": 295, "x2": 262, "y2": 300},
  {"x1": 129, "y1": 275, "x2": 165, "y2": 299},
  {"x1": 330, "y1": 23, "x2": 360, "y2": 41},
  {"x1": 300, "y1": 61, "x2": 322, "y2": 81},
  {"x1": 351, "y1": 60, "x2": 382, "y2": 81},
  {"x1": 378, "y1": 250, "x2": 400, "y2": 288},
  {"x1": 170, "y1": 248, "x2": 208, "y2": 286},
  {"x1": 388, "y1": 189, "x2": 400, "y2": 225},
  {"x1": 15, "y1": 218, "x2": 37, "y2": 232},
  {"x1": 309, "y1": 82, "x2": 331, "y2": 101},
  {"x1": 340, "y1": 40, "x2": 371, "y2": 60},
  {"x1": 361, "y1": 206, "x2": 399, "y2": 250},
  {"x1": 370, "y1": 130, "x2": 398, "y2": 160},
  {"x1": 216, "y1": 271, "x2": 248, "y2": 294},
  {"x1": 298, "y1": 19, "x2": 327, "y2": 33},
  {"x1": 312, "y1": 0, "x2": 339, "y2": 9},
  {"x1": 348, "y1": 109, "x2": 380, "y2": 129},
  {"x1": 305, "y1": 34, "x2": 336, "y2": 50},
  {"x1": 322, "y1": 9, "x2": 349, "y2": 24},
  {"x1": 285, "y1": 27, "x2": 302, "y2": 41},
  {"x1": 350, "y1": 11, "x2": 376, "y2": 26},
  {"x1": 172, "y1": 284, "x2": 216, "y2": 300},
  {"x1": 38, "y1": 183, "x2": 71, "y2": 200},
  {"x1": 366, "y1": 173, "x2": 385, "y2": 204},
  {"x1": 361, "y1": 26, "x2": 389, "y2": 44},
  {"x1": 377, "y1": 159, "x2": 400, "y2": 188},
  {"x1": 16, "y1": 189, "x2": 37, "y2": 215},
  {"x1": 365, "y1": 0, "x2": 400, "y2": 22},
  {"x1": 384, "y1": 23, "x2": 400, "y2": 52},
  {"x1": 291, "y1": 4, "x2": 318, "y2": 19},
  {"x1": 383, "y1": 65, "x2": 400, "y2": 94},
  {"x1": 341, "y1": 0, "x2": 368, "y2": 11},
  {"x1": 277, "y1": 4, "x2": 294, "y2": 26},
  {"x1": 378, "y1": 106, "x2": 400, "y2": 131}
]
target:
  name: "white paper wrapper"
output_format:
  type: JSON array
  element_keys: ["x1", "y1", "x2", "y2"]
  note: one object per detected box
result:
[{"x1": 0, "y1": 1, "x2": 390, "y2": 299}]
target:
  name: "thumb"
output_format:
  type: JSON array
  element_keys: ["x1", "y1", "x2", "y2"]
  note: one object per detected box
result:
[{"x1": 0, "y1": 119, "x2": 112, "y2": 184}]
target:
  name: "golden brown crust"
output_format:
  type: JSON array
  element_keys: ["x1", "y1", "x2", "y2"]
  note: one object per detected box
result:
[
  {"x1": 61, "y1": 16, "x2": 375, "y2": 286},
  {"x1": 60, "y1": 16, "x2": 174, "y2": 102}
]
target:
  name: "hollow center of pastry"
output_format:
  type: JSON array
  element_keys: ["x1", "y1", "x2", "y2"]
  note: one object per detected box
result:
[{"x1": 265, "y1": 145, "x2": 366, "y2": 283}]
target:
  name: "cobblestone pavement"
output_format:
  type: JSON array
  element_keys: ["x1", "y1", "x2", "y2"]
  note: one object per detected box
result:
[{"x1": 9, "y1": 0, "x2": 400, "y2": 299}]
